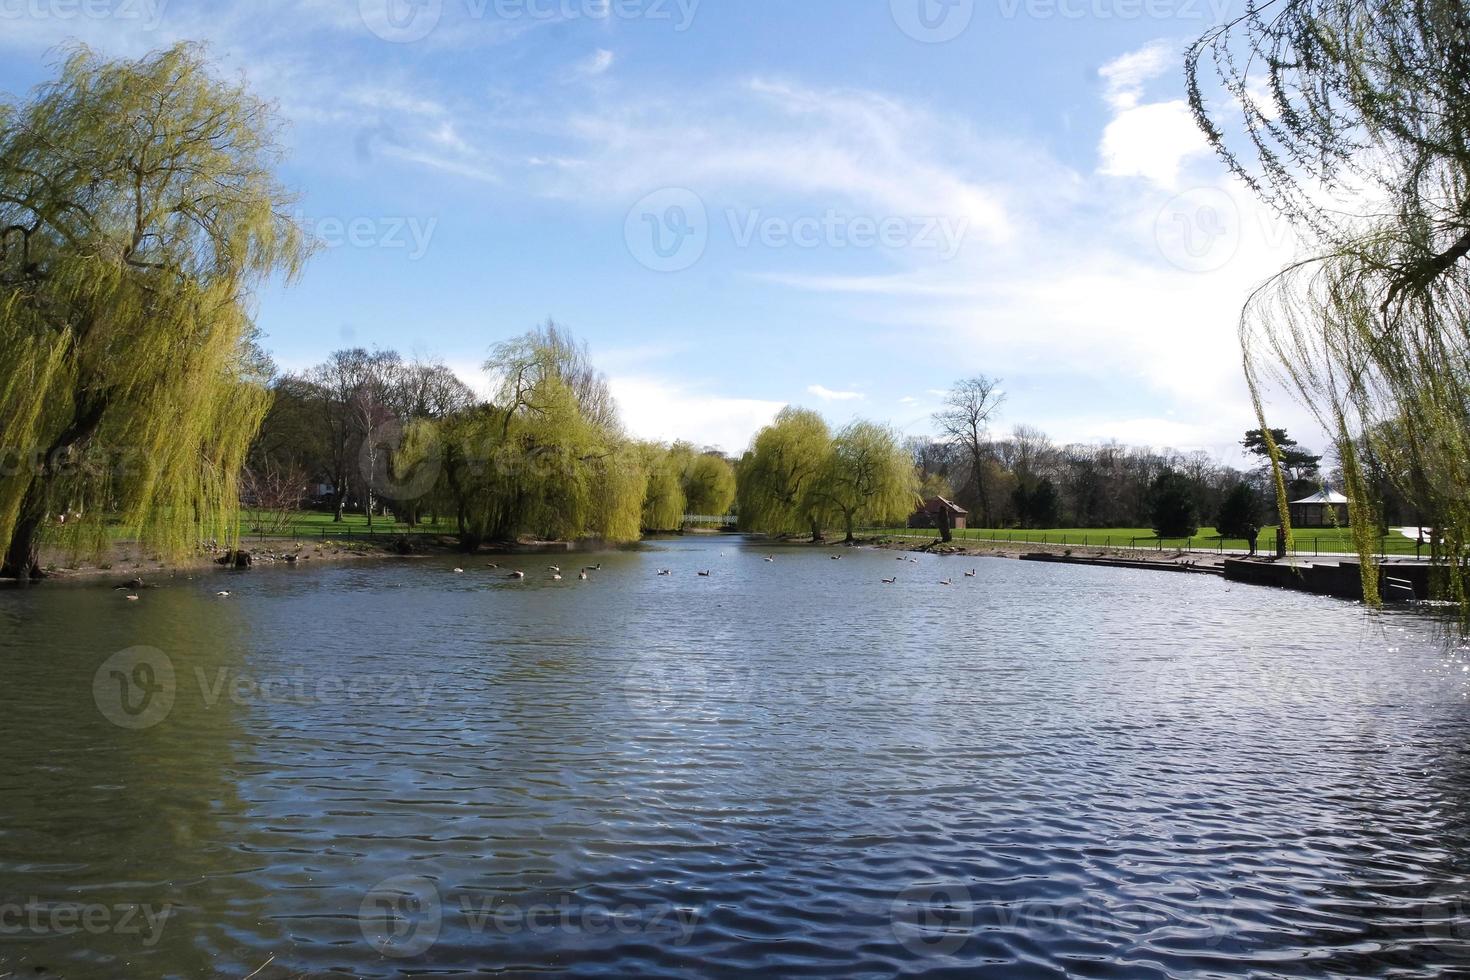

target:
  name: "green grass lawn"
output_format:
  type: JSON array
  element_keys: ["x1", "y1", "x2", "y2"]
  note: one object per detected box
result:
[
  {"x1": 237, "y1": 509, "x2": 459, "y2": 540},
  {"x1": 862, "y1": 525, "x2": 1425, "y2": 556}
]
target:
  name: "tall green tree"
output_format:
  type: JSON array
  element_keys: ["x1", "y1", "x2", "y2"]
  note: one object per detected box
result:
[
  {"x1": 1215, "y1": 482, "x2": 1264, "y2": 542},
  {"x1": 737, "y1": 408, "x2": 832, "y2": 540},
  {"x1": 0, "y1": 44, "x2": 309, "y2": 579},
  {"x1": 454, "y1": 326, "x2": 644, "y2": 547},
  {"x1": 810, "y1": 421, "x2": 919, "y2": 543},
  {"x1": 639, "y1": 442, "x2": 688, "y2": 532},
  {"x1": 1149, "y1": 471, "x2": 1199, "y2": 539},
  {"x1": 682, "y1": 451, "x2": 737, "y2": 517}
]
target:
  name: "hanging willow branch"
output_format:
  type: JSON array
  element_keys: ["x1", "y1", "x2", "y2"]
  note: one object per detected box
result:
[
  {"x1": 0, "y1": 43, "x2": 310, "y2": 578},
  {"x1": 1189, "y1": 0, "x2": 1470, "y2": 611}
]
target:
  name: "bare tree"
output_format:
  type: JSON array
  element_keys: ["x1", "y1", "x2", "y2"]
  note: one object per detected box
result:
[
  {"x1": 933, "y1": 376, "x2": 1006, "y2": 528},
  {"x1": 347, "y1": 350, "x2": 404, "y2": 528},
  {"x1": 241, "y1": 463, "x2": 308, "y2": 535}
]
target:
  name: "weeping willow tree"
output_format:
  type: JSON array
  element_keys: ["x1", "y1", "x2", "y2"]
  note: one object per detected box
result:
[
  {"x1": 1187, "y1": 0, "x2": 1470, "y2": 606},
  {"x1": 0, "y1": 43, "x2": 308, "y2": 579},
  {"x1": 736, "y1": 408, "x2": 834, "y2": 541},
  {"x1": 809, "y1": 420, "x2": 920, "y2": 544},
  {"x1": 682, "y1": 450, "x2": 737, "y2": 517},
  {"x1": 454, "y1": 326, "x2": 645, "y2": 546},
  {"x1": 639, "y1": 442, "x2": 689, "y2": 533}
]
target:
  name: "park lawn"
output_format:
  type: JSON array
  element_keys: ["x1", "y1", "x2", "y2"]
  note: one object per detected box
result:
[
  {"x1": 238, "y1": 510, "x2": 459, "y2": 539},
  {"x1": 864, "y1": 525, "x2": 1422, "y2": 556}
]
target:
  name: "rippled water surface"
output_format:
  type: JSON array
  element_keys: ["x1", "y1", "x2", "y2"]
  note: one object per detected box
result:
[{"x1": 3, "y1": 538, "x2": 1470, "y2": 978}]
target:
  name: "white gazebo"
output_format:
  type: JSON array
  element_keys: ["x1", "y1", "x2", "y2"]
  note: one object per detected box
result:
[{"x1": 1290, "y1": 488, "x2": 1350, "y2": 528}]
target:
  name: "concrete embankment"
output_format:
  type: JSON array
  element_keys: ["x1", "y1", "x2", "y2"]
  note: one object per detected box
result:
[
  {"x1": 1223, "y1": 558, "x2": 1434, "y2": 601},
  {"x1": 1018, "y1": 552, "x2": 1223, "y2": 576}
]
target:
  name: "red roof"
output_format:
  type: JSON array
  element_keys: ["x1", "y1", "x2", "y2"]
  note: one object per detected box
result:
[{"x1": 918, "y1": 496, "x2": 968, "y2": 516}]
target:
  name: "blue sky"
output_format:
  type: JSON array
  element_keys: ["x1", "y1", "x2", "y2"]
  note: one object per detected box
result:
[{"x1": 0, "y1": 0, "x2": 1311, "y2": 460}]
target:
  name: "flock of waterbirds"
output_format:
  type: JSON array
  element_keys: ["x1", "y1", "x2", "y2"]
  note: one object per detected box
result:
[
  {"x1": 117, "y1": 550, "x2": 980, "y2": 600},
  {"x1": 469, "y1": 551, "x2": 980, "y2": 586}
]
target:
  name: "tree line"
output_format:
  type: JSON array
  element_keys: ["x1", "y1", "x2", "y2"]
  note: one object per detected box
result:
[
  {"x1": 251, "y1": 324, "x2": 738, "y2": 549},
  {"x1": 735, "y1": 373, "x2": 1359, "y2": 544}
]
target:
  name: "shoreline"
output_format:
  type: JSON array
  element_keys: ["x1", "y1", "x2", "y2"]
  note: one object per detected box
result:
[
  {"x1": 846, "y1": 533, "x2": 1232, "y2": 574},
  {"x1": 7, "y1": 528, "x2": 1317, "y2": 591},
  {"x1": 11, "y1": 533, "x2": 632, "y2": 589}
]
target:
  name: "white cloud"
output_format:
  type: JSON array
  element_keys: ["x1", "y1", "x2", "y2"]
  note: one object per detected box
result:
[
  {"x1": 1094, "y1": 43, "x2": 1214, "y2": 190},
  {"x1": 578, "y1": 49, "x2": 616, "y2": 77},
  {"x1": 807, "y1": 385, "x2": 865, "y2": 402},
  {"x1": 609, "y1": 377, "x2": 785, "y2": 453},
  {"x1": 535, "y1": 78, "x2": 1013, "y2": 244},
  {"x1": 1099, "y1": 41, "x2": 1175, "y2": 111},
  {"x1": 1098, "y1": 100, "x2": 1211, "y2": 189}
]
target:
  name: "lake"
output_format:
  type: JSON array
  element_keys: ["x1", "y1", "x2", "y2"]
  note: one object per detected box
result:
[{"x1": 2, "y1": 537, "x2": 1469, "y2": 977}]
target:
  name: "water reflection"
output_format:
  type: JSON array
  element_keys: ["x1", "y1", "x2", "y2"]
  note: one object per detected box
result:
[{"x1": 2, "y1": 540, "x2": 1469, "y2": 976}]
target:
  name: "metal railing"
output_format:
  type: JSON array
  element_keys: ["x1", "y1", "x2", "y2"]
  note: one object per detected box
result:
[{"x1": 856, "y1": 527, "x2": 1429, "y2": 561}]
